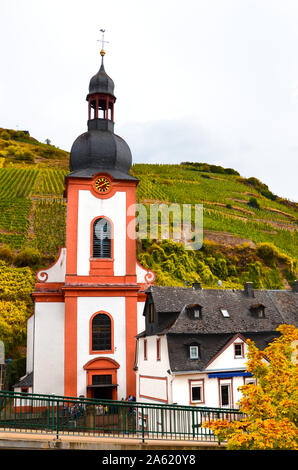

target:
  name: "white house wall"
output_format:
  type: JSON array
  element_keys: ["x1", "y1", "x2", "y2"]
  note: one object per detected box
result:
[
  {"x1": 26, "y1": 315, "x2": 34, "y2": 374},
  {"x1": 206, "y1": 339, "x2": 248, "y2": 372},
  {"x1": 77, "y1": 190, "x2": 126, "y2": 276},
  {"x1": 137, "y1": 301, "x2": 145, "y2": 334},
  {"x1": 76, "y1": 296, "x2": 127, "y2": 399},
  {"x1": 33, "y1": 302, "x2": 65, "y2": 395},
  {"x1": 137, "y1": 336, "x2": 171, "y2": 404}
]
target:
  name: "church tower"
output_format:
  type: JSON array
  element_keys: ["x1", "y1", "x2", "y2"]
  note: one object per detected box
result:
[{"x1": 21, "y1": 47, "x2": 155, "y2": 400}]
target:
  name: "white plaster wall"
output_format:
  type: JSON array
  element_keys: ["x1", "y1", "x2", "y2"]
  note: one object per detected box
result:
[
  {"x1": 136, "y1": 336, "x2": 171, "y2": 403},
  {"x1": 26, "y1": 315, "x2": 34, "y2": 374},
  {"x1": 171, "y1": 374, "x2": 245, "y2": 408},
  {"x1": 137, "y1": 301, "x2": 145, "y2": 334},
  {"x1": 77, "y1": 296, "x2": 127, "y2": 400},
  {"x1": 33, "y1": 302, "x2": 65, "y2": 395},
  {"x1": 77, "y1": 190, "x2": 126, "y2": 276},
  {"x1": 206, "y1": 339, "x2": 248, "y2": 371}
]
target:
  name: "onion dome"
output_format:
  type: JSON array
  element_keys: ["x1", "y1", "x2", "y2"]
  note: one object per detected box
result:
[
  {"x1": 70, "y1": 121, "x2": 132, "y2": 174},
  {"x1": 87, "y1": 61, "x2": 115, "y2": 98}
]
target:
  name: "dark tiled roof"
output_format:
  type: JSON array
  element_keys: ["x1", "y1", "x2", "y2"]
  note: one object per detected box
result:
[
  {"x1": 167, "y1": 331, "x2": 280, "y2": 373},
  {"x1": 149, "y1": 286, "x2": 297, "y2": 334},
  {"x1": 14, "y1": 372, "x2": 33, "y2": 388},
  {"x1": 168, "y1": 333, "x2": 232, "y2": 372}
]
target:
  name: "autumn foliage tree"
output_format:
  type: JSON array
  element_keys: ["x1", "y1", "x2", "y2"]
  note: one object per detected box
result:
[{"x1": 203, "y1": 324, "x2": 298, "y2": 449}]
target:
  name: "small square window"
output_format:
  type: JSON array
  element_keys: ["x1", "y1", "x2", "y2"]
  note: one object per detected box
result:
[
  {"x1": 234, "y1": 343, "x2": 244, "y2": 358},
  {"x1": 190, "y1": 380, "x2": 204, "y2": 404},
  {"x1": 189, "y1": 345, "x2": 199, "y2": 359}
]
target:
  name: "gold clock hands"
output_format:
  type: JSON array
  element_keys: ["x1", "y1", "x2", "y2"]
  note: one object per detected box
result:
[{"x1": 97, "y1": 181, "x2": 107, "y2": 188}]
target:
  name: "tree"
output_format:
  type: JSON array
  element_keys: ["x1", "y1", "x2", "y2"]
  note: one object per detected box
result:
[{"x1": 203, "y1": 324, "x2": 298, "y2": 449}]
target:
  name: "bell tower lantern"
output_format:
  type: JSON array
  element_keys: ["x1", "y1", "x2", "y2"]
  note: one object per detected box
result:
[{"x1": 87, "y1": 49, "x2": 116, "y2": 123}]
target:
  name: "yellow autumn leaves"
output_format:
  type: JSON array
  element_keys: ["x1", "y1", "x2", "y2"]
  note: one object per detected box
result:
[
  {"x1": 0, "y1": 261, "x2": 35, "y2": 356},
  {"x1": 203, "y1": 324, "x2": 298, "y2": 449}
]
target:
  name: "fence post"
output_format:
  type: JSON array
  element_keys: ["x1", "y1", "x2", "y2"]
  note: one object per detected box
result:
[
  {"x1": 141, "y1": 406, "x2": 145, "y2": 443},
  {"x1": 56, "y1": 399, "x2": 59, "y2": 440}
]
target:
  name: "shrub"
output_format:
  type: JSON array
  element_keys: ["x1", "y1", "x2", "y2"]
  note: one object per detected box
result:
[
  {"x1": 0, "y1": 131, "x2": 10, "y2": 140},
  {"x1": 4, "y1": 357, "x2": 26, "y2": 388},
  {"x1": 256, "y1": 242, "x2": 281, "y2": 266},
  {"x1": 14, "y1": 150, "x2": 35, "y2": 163},
  {"x1": 248, "y1": 197, "x2": 260, "y2": 209},
  {"x1": 0, "y1": 244, "x2": 14, "y2": 263},
  {"x1": 14, "y1": 247, "x2": 42, "y2": 268}
]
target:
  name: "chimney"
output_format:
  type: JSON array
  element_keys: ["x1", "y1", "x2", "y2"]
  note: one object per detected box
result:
[
  {"x1": 244, "y1": 282, "x2": 254, "y2": 297},
  {"x1": 292, "y1": 280, "x2": 298, "y2": 293},
  {"x1": 192, "y1": 281, "x2": 202, "y2": 291}
]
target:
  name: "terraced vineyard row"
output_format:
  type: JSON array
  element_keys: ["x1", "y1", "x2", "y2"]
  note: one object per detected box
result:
[
  {"x1": 32, "y1": 198, "x2": 66, "y2": 255},
  {"x1": 0, "y1": 198, "x2": 32, "y2": 248},
  {"x1": 32, "y1": 169, "x2": 68, "y2": 196},
  {"x1": 0, "y1": 167, "x2": 67, "y2": 254}
]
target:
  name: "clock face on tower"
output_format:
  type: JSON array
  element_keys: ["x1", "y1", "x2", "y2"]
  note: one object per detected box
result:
[{"x1": 94, "y1": 176, "x2": 111, "y2": 194}]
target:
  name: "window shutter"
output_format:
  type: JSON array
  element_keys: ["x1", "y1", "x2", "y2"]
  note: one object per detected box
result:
[{"x1": 93, "y1": 218, "x2": 111, "y2": 258}]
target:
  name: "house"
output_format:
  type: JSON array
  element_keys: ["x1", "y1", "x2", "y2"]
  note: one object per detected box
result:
[{"x1": 135, "y1": 282, "x2": 298, "y2": 408}]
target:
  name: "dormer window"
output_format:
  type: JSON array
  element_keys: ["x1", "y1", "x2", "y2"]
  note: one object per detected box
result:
[
  {"x1": 186, "y1": 304, "x2": 202, "y2": 319},
  {"x1": 250, "y1": 304, "x2": 265, "y2": 318}
]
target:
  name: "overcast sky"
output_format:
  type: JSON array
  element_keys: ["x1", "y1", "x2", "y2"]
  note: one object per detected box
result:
[{"x1": 0, "y1": 0, "x2": 298, "y2": 201}]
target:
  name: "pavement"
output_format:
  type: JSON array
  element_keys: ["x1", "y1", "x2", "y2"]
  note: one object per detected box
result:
[{"x1": 0, "y1": 430, "x2": 224, "y2": 450}]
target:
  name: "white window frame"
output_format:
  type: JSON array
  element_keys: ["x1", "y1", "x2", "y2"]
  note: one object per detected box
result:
[
  {"x1": 189, "y1": 380, "x2": 204, "y2": 404},
  {"x1": 234, "y1": 342, "x2": 244, "y2": 359},
  {"x1": 189, "y1": 345, "x2": 199, "y2": 359},
  {"x1": 219, "y1": 379, "x2": 233, "y2": 408},
  {"x1": 244, "y1": 377, "x2": 257, "y2": 386}
]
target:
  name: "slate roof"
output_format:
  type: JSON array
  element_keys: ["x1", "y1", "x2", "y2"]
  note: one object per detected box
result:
[
  {"x1": 14, "y1": 372, "x2": 33, "y2": 388},
  {"x1": 167, "y1": 332, "x2": 279, "y2": 373},
  {"x1": 148, "y1": 285, "x2": 298, "y2": 335},
  {"x1": 142, "y1": 285, "x2": 297, "y2": 373}
]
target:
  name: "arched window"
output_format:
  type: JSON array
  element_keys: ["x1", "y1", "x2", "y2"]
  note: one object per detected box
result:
[
  {"x1": 92, "y1": 313, "x2": 112, "y2": 351},
  {"x1": 92, "y1": 218, "x2": 111, "y2": 258}
]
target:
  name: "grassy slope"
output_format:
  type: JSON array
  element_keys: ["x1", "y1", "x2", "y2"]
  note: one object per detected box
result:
[
  {"x1": 0, "y1": 127, "x2": 297, "y2": 282},
  {"x1": 0, "y1": 127, "x2": 297, "y2": 358}
]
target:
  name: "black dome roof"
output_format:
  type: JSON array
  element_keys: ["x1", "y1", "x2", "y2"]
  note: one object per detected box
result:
[
  {"x1": 69, "y1": 121, "x2": 132, "y2": 174},
  {"x1": 69, "y1": 56, "x2": 132, "y2": 177},
  {"x1": 88, "y1": 63, "x2": 115, "y2": 97}
]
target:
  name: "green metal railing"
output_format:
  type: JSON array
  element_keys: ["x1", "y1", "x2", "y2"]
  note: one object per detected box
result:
[{"x1": 0, "y1": 390, "x2": 245, "y2": 442}]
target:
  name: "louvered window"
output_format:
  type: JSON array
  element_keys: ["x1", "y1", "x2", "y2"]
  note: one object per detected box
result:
[
  {"x1": 93, "y1": 218, "x2": 111, "y2": 258},
  {"x1": 92, "y1": 314, "x2": 111, "y2": 351}
]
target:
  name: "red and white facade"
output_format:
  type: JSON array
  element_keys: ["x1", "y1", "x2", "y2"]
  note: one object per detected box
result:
[{"x1": 26, "y1": 173, "x2": 155, "y2": 400}]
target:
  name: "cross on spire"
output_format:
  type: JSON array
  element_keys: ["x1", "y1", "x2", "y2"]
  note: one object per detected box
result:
[{"x1": 98, "y1": 29, "x2": 109, "y2": 57}]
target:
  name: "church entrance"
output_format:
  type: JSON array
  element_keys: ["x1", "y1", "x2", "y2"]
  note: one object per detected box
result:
[
  {"x1": 88, "y1": 374, "x2": 117, "y2": 400},
  {"x1": 84, "y1": 357, "x2": 119, "y2": 401}
]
